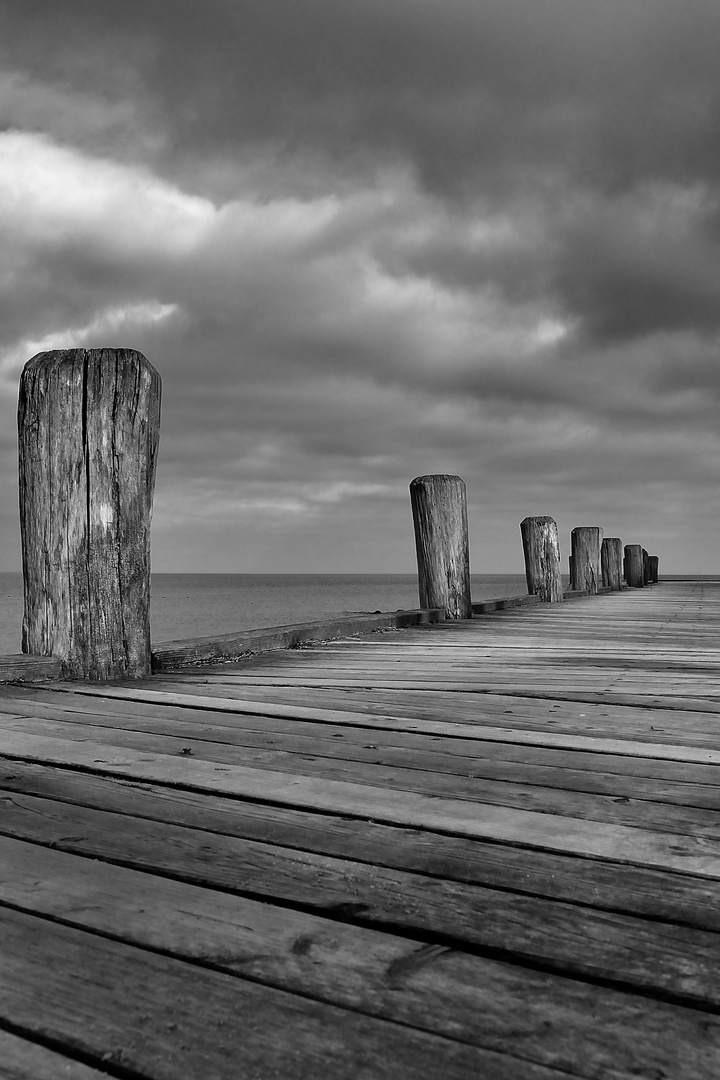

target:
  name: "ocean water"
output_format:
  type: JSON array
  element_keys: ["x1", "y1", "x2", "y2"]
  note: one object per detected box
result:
[{"x1": 0, "y1": 571, "x2": 529, "y2": 655}]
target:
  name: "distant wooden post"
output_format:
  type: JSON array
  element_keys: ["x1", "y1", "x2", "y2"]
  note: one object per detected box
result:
[
  {"x1": 624, "y1": 544, "x2": 644, "y2": 588},
  {"x1": 18, "y1": 348, "x2": 161, "y2": 679},
  {"x1": 410, "y1": 475, "x2": 472, "y2": 619},
  {"x1": 520, "y1": 516, "x2": 563, "y2": 603},
  {"x1": 649, "y1": 555, "x2": 659, "y2": 583},
  {"x1": 642, "y1": 548, "x2": 650, "y2": 586},
  {"x1": 570, "y1": 527, "x2": 602, "y2": 594},
  {"x1": 601, "y1": 537, "x2": 623, "y2": 591}
]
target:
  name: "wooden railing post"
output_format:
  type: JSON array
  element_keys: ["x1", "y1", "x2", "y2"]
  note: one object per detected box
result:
[
  {"x1": 649, "y1": 555, "x2": 659, "y2": 583},
  {"x1": 409, "y1": 475, "x2": 472, "y2": 619},
  {"x1": 18, "y1": 348, "x2": 161, "y2": 679},
  {"x1": 570, "y1": 527, "x2": 602, "y2": 594},
  {"x1": 601, "y1": 537, "x2": 623, "y2": 591},
  {"x1": 520, "y1": 516, "x2": 564, "y2": 603},
  {"x1": 624, "y1": 544, "x2": 644, "y2": 588}
]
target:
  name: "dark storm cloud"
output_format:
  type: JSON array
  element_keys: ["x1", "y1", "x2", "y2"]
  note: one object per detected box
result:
[
  {"x1": 5, "y1": 0, "x2": 720, "y2": 193},
  {"x1": 1, "y1": 0, "x2": 719, "y2": 570}
]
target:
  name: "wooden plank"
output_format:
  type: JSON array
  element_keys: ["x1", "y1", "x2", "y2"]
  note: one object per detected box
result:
[
  {"x1": 15, "y1": 680, "x2": 720, "y2": 742},
  {"x1": 5, "y1": 694, "x2": 720, "y2": 802},
  {"x1": 3, "y1": 797, "x2": 720, "y2": 1008},
  {"x1": 19, "y1": 681, "x2": 720, "y2": 742},
  {"x1": 134, "y1": 682, "x2": 720, "y2": 742},
  {"x1": 1, "y1": 578, "x2": 717, "y2": 1078},
  {"x1": 3, "y1": 835, "x2": 718, "y2": 1079},
  {"x1": 0, "y1": 654, "x2": 63, "y2": 681},
  {"x1": 0, "y1": 1030, "x2": 109, "y2": 1079},
  {"x1": 96, "y1": 674, "x2": 720, "y2": 717},
  {"x1": 2, "y1": 906, "x2": 530, "y2": 1080},
  {"x1": 4, "y1": 760, "x2": 719, "y2": 931},
  {"x1": 29, "y1": 683, "x2": 720, "y2": 760},
  {"x1": 2, "y1": 731, "x2": 720, "y2": 876},
  {"x1": 5, "y1": 714, "x2": 720, "y2": 836},
  {"x1": 151, "y1": 608, "x2": 442, "y2": 670}
]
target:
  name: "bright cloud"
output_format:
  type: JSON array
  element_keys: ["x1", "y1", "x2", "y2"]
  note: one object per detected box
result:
[{"x1": 1, "y1": 1, "x2": 719, "y2": 573}]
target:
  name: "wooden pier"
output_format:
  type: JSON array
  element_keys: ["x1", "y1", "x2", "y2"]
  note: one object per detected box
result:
[{"x1": 1, "y1": 579, "x2": 720, "y2": 1078}]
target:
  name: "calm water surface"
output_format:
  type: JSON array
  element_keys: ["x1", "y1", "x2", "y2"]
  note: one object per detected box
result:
[{"x1": 0, "y1": 572, "x2": 529, "y2": 654}]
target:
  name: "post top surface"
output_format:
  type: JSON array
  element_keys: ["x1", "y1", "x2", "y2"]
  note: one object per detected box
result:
[
  {"x1": 409, "y1": 474, "x2": 465, "y2": 486},
  {"x1": 22, "y1": 348, "x2": 161, "y2": 383}
]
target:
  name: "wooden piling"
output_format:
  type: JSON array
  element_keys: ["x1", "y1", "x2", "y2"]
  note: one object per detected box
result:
[
  {"x1": 642, "y1": 548, "x2": 651, "y2": 586},
  {"x1": 570, "y1": 527, "x2": 602, "y2": 594},
  {"x1": 649, "y1": 555, "x2": 659, "y2": 583},
  {"x1": 409, "y1": 475, "x2": 472, "y2": 619},
  {"x1": 18, "y1": 348, "x2": 161, "y2": 679},
  {"x1": 601, "y1": 537, "x2": 623, "y2": 591},
  {"x1": 520, "y1": 516, "x2": 564, "y2": 603},
  {"x1": 624, "y1": 544, "x2": 644, "y2": 588}
]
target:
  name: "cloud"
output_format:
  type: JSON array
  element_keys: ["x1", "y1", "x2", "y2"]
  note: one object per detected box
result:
[{"x1": 0, "y1": 1, "x2": 719, "y2": 573}]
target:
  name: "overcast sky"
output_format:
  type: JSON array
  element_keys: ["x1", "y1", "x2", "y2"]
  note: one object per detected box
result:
[{"x1": 1, "y1": 0, "x2": 718, "y2": 574}]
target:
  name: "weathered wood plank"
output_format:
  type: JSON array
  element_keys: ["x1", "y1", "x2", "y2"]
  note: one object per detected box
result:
[
  {"x1": 0, "y1": 578, "x2": 717, "y2": 1076},
  {"x1": 1, "y1": 834, "x2": 718, "y2": 1079},
  {"x1": 0, "y1": 1029, "x2": 110, "y2": 1079},
  {"x1": 152, "y1": 609, "x2": 443, "y2": 670},
  {"x1": 5, "y1": 714, "x2": 720, "y2": 835},
  {"x1": 29, "y1": 683, "x2": 720, "y2": 759},
  {"x1": 5, "y1": 694, "x2": 720, "y2": 803},
  {"x1": 3, "y1": 797, "x2": 720, "y2": 1009},
  {"x1": 0, "y1": 654, "x2": 63, "y2": 682},
  {"x1": 2, "y1": 906, "x2": 532, "y2": 1080},
  {"x1": 2, "y1": 731, "x2": 720, "y2": 876},
  {"x1": 2, "y1": 760, "x2": 719, "y2": 930}
]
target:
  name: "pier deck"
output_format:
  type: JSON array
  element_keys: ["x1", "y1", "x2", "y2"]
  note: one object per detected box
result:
[{"x1": 1, "y1": 580, "x2": 719, "y2": 1078}]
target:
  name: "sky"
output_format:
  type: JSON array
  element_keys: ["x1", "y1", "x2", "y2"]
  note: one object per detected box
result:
[{"x1": 0, "y1": 0, "x2": 718, "y2": 574}]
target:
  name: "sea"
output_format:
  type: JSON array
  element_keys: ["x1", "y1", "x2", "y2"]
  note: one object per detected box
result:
[{"x1": 0, "y1": 572, "x2": 531, "y2": 655}]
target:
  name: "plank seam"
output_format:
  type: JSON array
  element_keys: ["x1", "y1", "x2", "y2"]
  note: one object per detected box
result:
[{"x1": 2, "y1": 870, "x2": 720, "y2": 1020}]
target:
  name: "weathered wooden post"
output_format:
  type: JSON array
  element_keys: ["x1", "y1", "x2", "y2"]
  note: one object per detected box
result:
[
  {"x1": 649, "y1": 555, "x2": 659, "y2": 583},
  {"x1": 624, "y1": 544, "x2": 644, "y2": 588},
  {"x1": 520, "y1": 516, "x2": 564, "y2": 603},
  {"x1": 18, "y1": 348, "x2": 161, "y2": 679},
  {"x1": 409, "y1": 475, "x2": 472, "y2": 619},
  {"x1": 570, "y1": 527, "x2": 602, "y2": 594},
  {"x1": 601, "y1": 537, "x2": 623, "y2": 591},
  {"x1": 642, "y1": 548, "x2": 650, "y2": 586}
]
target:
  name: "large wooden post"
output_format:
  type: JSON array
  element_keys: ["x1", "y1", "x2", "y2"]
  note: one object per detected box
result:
[
  {"x1": 18, "y1": 348, "x2": 161, "y2": 679},
  {"x1": 642, "y1": 548, "x2": 650, "y2": 586},
  {"x1": 570, "y1": 527, "x2": 602, "y2": 594},
  {"x1": 410, "y1": 474, "x2": 472, "y2": 619},
  {"x1": 520, "y1": 516, "x2": 564, "y2": 603},
  {"x1": 601, "y1": 537, "x2": 623, "y2": 591},
  {"x1": 624, "y1": 544, "x2": 644, "y2": 588},
  {"x1": 649, "y1": 555, "x2": 659, "y2": 583}
]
